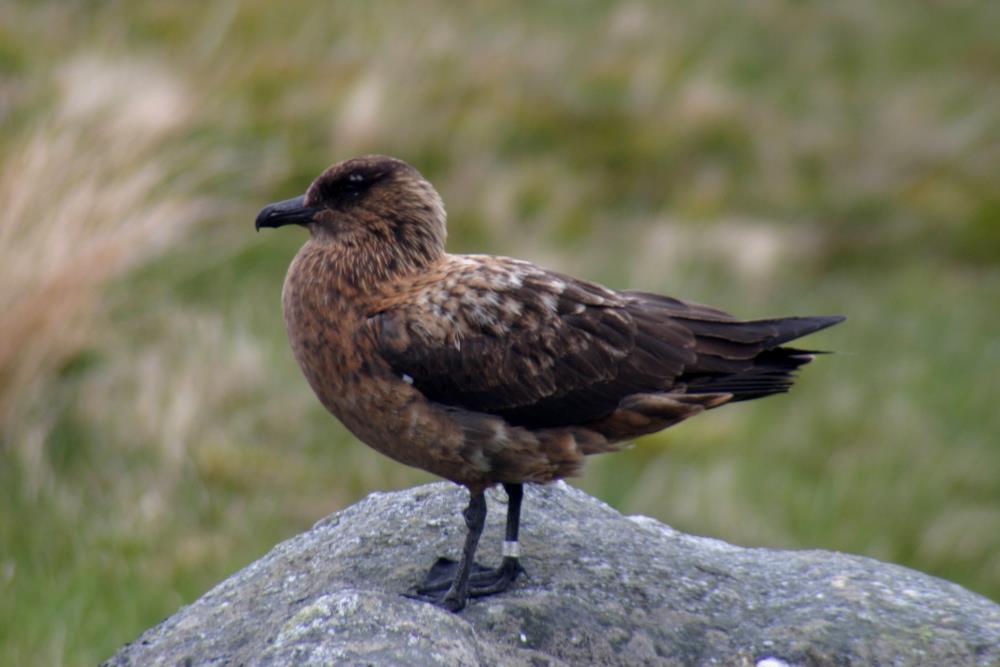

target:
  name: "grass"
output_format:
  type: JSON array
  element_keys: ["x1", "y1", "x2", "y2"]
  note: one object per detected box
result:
[{"x1": 1, "y1": 1, "x2": 998, "y2": 664}]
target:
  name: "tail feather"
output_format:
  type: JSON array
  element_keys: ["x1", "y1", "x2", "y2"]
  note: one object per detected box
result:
[
  {"x1": 675, "y1": 314, "x2": 845, "y2": 348},
  {"x1": 752, "y1": 315, "x2": 846, "y2": 348},
  {"x1": 680, "y1": 315, "x2": 844, "y2": 403}
]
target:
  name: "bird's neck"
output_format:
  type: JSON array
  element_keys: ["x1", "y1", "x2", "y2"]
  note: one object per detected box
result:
[{"x1": 299, "y1": 235, "x2": 445, "y2": 294}]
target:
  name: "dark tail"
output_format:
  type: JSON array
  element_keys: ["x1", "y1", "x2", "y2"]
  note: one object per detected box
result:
[{"x1": 678, "y1": 315, "x2": 845, "y2": 402}]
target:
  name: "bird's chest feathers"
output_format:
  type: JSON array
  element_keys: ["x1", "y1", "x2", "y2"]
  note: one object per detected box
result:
[
  {"x1": 281, "y1": 249, "x2": 366, "y2": 386},
  {"x1": 280, "y1": 246, "x2": 421, "y2": 425}
]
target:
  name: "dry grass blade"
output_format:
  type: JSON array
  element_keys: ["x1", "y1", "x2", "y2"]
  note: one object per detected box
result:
[{"x1": 0, "y1": 56, "x2": 210, "y2": 481}]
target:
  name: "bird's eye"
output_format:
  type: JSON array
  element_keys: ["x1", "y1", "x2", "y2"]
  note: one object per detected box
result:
[
  {"x1": 342, "y1": 172, "x2": 371, "y2": 198},
  {"x1": 325, "y1": 168, "x2": 382, "y2": 204}
]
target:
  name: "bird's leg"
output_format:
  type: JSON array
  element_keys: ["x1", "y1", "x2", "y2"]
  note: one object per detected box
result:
[
  {"x1": 468, "y1": 482, "x2": 526, "y2": 594},
  {"x1": 411, "y1": 489, "x2": 488, "y2": 612},
  {"x1": 412, "y1": 484, "x2": 525, "y2": 606},
  {"x1": 442, "y1": 490, "x2": 488, "y2": 611}
]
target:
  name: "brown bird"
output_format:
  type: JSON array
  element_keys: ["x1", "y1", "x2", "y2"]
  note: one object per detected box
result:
[{"x1": 255, "y1": 155, "x2": 843, "y2": 612}]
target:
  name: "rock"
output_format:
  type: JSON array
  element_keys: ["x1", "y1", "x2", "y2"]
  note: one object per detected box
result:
[{"x1": 103, "y1": 482, "x2": 1000, "y2": 666}]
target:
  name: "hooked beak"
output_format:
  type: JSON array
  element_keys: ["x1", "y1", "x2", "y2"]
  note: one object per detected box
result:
[{"x1": 255, "y1": 195, "x2": 319, "y2": 231}]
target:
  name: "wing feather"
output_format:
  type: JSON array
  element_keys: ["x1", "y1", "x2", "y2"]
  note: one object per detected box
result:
[
  {"x1": 368, "y1": 260, "x2": 695, "y2": 428},
  {"x1": 368, "y1": 258, "x2": 843, "y2": 428}
]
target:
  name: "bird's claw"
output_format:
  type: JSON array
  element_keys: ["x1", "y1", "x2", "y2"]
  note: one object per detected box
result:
[{"x1": 405, "y1": 556, "x2": 525, "y2": 611}]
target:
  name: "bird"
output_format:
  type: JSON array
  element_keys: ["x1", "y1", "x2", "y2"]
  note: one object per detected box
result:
[{"x1": 255, "y1": 154, "x2": 844, "y2": 613}]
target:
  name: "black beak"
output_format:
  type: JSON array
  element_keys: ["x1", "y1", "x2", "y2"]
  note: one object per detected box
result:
[{"x1": 255, "y1": 195, "x2": 318, "y2": 231}]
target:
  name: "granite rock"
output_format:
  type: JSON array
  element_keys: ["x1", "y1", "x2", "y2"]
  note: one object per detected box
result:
[{"x1": 103, "y1": 482, "x2": 1000, "y2": 666}]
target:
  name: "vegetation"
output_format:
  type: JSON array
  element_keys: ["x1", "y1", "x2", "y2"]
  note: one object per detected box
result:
[{"x1": 1, "y1": 1, "x2": 998, "y2": 664}]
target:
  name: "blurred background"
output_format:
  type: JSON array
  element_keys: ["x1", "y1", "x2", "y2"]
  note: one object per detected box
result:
[{"x1": 2, "y1": 1, "x2": 998, "y2": 663}]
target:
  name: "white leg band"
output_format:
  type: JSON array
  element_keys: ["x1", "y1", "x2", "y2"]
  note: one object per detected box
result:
[{"x1": 502, "y1": 540, "x2": 520, "y2": 558}]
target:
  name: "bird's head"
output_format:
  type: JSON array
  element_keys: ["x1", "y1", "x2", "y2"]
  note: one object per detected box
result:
[{"x1": 256, "y1": 155, "x2": 447, "y2": 280}]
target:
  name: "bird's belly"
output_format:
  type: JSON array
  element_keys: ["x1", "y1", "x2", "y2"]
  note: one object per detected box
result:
[
  {"x1": 282, "y1": 294, "x2": 480, "y2": 484},
  {"x1": 317, "y1": 369, "x2": 482, "y2": 485}
]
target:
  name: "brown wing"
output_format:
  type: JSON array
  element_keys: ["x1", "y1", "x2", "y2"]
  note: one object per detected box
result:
[
  {"x1": 624, "y1": 290, "x2": 844, "y2": 401},
  {"x1": 366, "y1": 260, "x2": 697, "y2": 429},
  {"x1": 367, "y1": 258, "x2": 845, "y2": 429}
]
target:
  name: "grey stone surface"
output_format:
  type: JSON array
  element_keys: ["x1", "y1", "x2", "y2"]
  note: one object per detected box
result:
[{"x1": 103, "y1": 482, "x2": 1000, "y2": 666}]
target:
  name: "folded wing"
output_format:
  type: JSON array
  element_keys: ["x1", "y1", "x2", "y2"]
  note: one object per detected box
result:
[{"x1": 367, "y1": 258, "x2": 843, "y2": 429}]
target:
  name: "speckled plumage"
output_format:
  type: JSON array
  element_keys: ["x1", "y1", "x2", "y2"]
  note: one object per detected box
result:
[
  {"x1": 256, "y1": 154, "x2": 843, "y2": 610},
  {"x1": 261, "y1": 155, "x2": 841, "y2": 491}
]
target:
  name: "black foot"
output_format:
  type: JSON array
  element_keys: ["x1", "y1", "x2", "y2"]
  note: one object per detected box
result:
[{"x1": 406, "y1": 556, "x2": 525, "y2": 609}]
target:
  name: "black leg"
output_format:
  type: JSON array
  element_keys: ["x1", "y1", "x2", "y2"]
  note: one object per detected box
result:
[
  {"x1": 503, "y1": 482, "x2": 523, "y2": 542},
  {"x1": 479, "y1": 482, "x2": 524, "y2": 593},
  {"x1": 439, "y1": 490, "x2": 487, "y2": 612},
  {"x1": 410, "y1": 484, "x2": 526, "y2": 610},
  {"x1": 409, "y1": 490, "x2": 487, "y2": 612},
  {"x1": 456, "y1": 483, "x2": 524, "y2": 596}
]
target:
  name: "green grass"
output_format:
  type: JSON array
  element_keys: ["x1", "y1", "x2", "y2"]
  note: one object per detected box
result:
[{"x1": 1, "y1": 1, "x2": 998, "y2": 664}]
